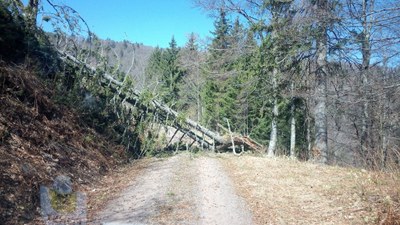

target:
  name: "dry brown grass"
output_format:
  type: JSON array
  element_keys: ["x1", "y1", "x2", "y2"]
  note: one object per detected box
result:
[{"x1": 220, "y1": 154, "x2": 400, "y2": 225}]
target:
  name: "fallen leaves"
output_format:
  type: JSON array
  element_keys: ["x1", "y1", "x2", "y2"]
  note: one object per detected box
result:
[{"x1": 0, "y1": 63, "x2": 128, "y2": 224}]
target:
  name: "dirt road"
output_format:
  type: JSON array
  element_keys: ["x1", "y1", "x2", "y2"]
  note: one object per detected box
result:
[
  {"x1": 86, "y1": 153, "x2": 400, "y2": 225},
  {"x1": 91, "y1": 153, "x2": 253, "y2": 225}
]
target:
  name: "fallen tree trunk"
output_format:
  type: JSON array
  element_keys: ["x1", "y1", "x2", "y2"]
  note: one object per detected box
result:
[
  {"x1": 59, "y1": 51, "x2": 225, "y2": 146},
  {"x1": 59, "y1": 51, "x2": 266, "y2": 151}
]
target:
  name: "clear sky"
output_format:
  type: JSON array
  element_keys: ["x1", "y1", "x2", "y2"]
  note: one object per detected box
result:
[{"x1": 41, "y1": 0, "x2": 215, "y2": 48}]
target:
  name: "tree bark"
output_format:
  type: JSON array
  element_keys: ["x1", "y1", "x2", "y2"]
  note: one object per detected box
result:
[
  {"x1": 290, "y1": 83, "x2": 296, "y2": 158},
  {"x1": 381, "y1": 94, "x2": 388, "y2": 168},
  {"x1": 307, "y1": 111, "x2": 312, "y2": 160},
  {"x1": 313, "y1": 0, "x2": 329, "y2": 164},
  {"x1": 197, "y1": 94, "x2": 201, "y2": 122},
  {"x1": 268, "y1": 68, "x2": 278, "y2": 157},
  {"x1": 360, "y1": 0, "x2": 373, "y2": 164},
  {"x1": 225, "y1": 118, "x2": 240, "y2": 155}
]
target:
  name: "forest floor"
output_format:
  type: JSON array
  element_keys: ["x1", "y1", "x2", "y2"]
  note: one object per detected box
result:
[
  {"x1": 0, "y1": 63, "x2": 128, "y2": 224},
  {"x1": 85, "y1": 152, "x2": 400, "y2": 225}
]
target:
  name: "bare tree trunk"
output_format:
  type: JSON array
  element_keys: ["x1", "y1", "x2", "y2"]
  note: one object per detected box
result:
[
  {"x1": 380, "y1": 58, "x2": 389, "y2": 168},
  {"x1": 197, "y1": 94, "x2": 201, "y2": 122},
  {"x1": 307, "y1": 112, "x2": 312, "y2": 160},
  {"x1": 268, "y1": 68, "x2": 278, "y2": 157},
  {"x1": 225, "y1": 118, "x2": 240, "y2": 155},
  {"x1": 381, "y1": 96, "x2": 388, "y2": 168},
  {"x1": 290, "y1": 106, "x2": 296, "y2": 158},
  {"x1": 313, "y1": 0, "x2": 329, "y2": 164},
  {"x1": 290, "y1": 83, "x2": 296, "y2": 158},
  {"x1": 305, "y1": 61, "x2": 313, "y2": 160},
  {"x1": 360, "y1": 0, "x2": 373, "y2": 165}
]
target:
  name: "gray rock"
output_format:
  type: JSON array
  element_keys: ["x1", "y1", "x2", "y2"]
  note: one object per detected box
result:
[{"x1": 52, "y1": 175, "x2": 72, "y2": 195}]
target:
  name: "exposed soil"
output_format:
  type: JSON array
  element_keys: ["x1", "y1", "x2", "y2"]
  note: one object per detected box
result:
[
  {"x1": 195, "y1": 156, "x2": 253, "y2": 225},
  {"x1": 91, "y1": 153, "x2": 254, "y2": 225}
]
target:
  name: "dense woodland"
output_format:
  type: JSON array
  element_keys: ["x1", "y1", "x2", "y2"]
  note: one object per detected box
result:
[
  {"x1": 143, "y1": 0, "x2": 400, "y2": 169},
  {"x1": 2, "y1": 0, "x2": 400, "y2": 168}
]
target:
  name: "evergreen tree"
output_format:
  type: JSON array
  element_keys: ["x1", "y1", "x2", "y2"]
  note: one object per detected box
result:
[
  {"x1": 229, "y1": 17, "x2": 246, "y2": 62},
  {"x1": 186, "y1": 32, "x2": 198, "y2": 52},
  {"x1": 202, "y1": 10, "x2": 252, "y2": 133},
  {"x1": 145, "y1": 47, "x2": 165, "y2": 79},
  {"x1": 145, "y1": 36, "x2": 185, "y2": 108},
  {"x1": 202, "y1": 8, "x2": 233, "y2": 129},
  {"x1": 232, "y1": 30, "x2": 259, "y2": 135},
  {"x1": 209, "y1": 8, "x2": 231, "y2": 70},
  {"x1": 178, "y1": 33, "x2": 204, "y2": 120}
]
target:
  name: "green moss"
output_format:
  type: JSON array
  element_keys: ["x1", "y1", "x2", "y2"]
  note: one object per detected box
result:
[{"x1": 49, "y1": 190, "x2": 77, "y2": 213}]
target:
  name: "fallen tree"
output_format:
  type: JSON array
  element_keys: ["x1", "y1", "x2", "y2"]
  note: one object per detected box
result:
[{"x1": 59, "y1": 50, "x2": 263, "y2": 152}]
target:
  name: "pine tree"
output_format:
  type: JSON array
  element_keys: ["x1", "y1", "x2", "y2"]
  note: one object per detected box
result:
[
  {"x1": 161, "y1": 36, "x2": 185, "y2": 107},
  {"x1": 179, "y1": 33, "x2": 203, "y2": 120},
  {"x1": 145, "y1": 47, "x2": 164, "y2": 78},
  {"x1": 144, "y1": 37, "x2": 185, "y2": 108},
  {"x1": 229, "y1": 17, "x2": 245, "y2": 62},
  {"x1": 186, "y1": 32, "x2": 198, "y2": 52},
  {"x1": 232, "y1": 30, "x2": 258, "y2": 135},
  {"x1": 209, "y1": 8, "x2": 231, "y2": 70},
  {"x1": 201, "y1": 9, "x2": 230, "y2": 128}
]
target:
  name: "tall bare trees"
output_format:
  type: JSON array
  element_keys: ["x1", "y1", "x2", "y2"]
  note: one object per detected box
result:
[
  {"x1": 358, "y1": 0, "x2": 373, "y2": 164},
  {"x1": 338, "y1": 0, "x2": 400, "y2": 167}
]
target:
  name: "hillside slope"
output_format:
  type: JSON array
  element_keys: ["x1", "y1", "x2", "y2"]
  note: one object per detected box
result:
[{"x1": 0, "y1": 62, "x2": 128, "y2": 224}]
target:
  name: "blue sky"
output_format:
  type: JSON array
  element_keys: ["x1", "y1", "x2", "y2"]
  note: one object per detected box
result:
[{"x1": 39, "y1": 0, "x2": 215, "y2": 48}]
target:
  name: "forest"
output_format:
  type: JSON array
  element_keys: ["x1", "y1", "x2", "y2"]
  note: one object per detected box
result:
[
  {"x1": 3, "y1": 0, "x2": 398, "y2": 167},
  {"x1": 0, "y1": 0, "x2": 400, "y2": 224},
  {"x1": 143, "y1": 0, "x2": 400, "y2": 168}
]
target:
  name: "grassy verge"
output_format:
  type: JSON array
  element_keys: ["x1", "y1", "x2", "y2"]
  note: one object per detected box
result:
[{"x1": 220, "y1": 154, "x2": 400, "y2": 225}]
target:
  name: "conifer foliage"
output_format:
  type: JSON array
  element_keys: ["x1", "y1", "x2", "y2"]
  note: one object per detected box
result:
[
  {"x1": 145, "y1": 37, "x2": 185, "y2": 109},
  {"x1": 171, "y1": 0, "x2": 400, "y2": 166}
]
